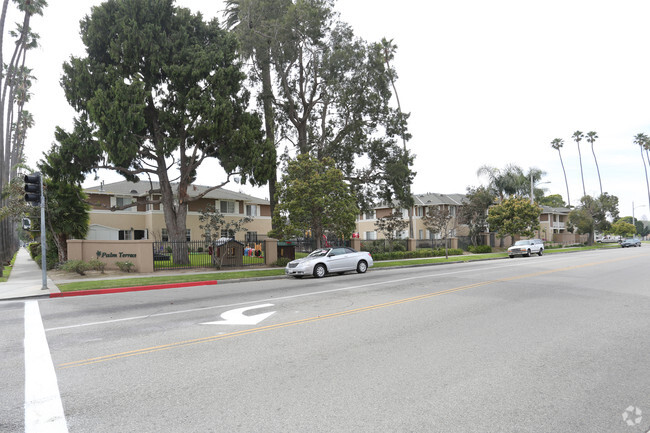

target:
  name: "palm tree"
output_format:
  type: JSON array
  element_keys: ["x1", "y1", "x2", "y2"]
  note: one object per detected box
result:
[
  {"x1": 551, "y1": 138, "x2": 570, "y2": 207},
  {"x1": 224, "y1": 0, "x2": 290, "y2": 229},
  {"x1": 585, "y1": 131, "x2": 602, "y2": 196},
  {"x1": 634, "y1": 133, "x2": 650, "y2": 212},
  {"x1": 476, "y1": 165, "x2": 524, "y2": 203},
  {"x1": 572, "y1": 130, "x2": 586, "y2": 197}
]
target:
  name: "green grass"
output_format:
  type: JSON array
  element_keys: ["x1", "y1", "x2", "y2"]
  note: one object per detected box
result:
[
  {"x1": 56, "y1": 242, "x2": 632, "y2": 292},
  {"x1": 58, "y1": 268, "x2": 286, "y2": 292},
  {"x1": 0, "y1": 251, "x2": 18, "y2": 282},
  {"x1": 154, "y1": 251, "x2": 265, "y2": 269}
]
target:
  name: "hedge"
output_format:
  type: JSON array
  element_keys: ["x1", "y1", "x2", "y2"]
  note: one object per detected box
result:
[{"x1": 371, "y1": 248, "x2": 463, "y2": 261}]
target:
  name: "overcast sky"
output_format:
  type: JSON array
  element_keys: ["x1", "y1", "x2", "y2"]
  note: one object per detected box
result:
[{"x1": 17, "y1": 0, "x2": 650, "y2": 220}]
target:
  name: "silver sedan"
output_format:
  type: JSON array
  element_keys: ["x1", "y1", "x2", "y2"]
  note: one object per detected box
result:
[{"x1": 285, "y1": 247, "x2": 374, "y2": 278}]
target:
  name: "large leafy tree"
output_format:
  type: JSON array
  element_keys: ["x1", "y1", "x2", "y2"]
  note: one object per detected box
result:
[
  {"x1": 458, "y1": 185, "x2": 495, "y2": 246},
  {"x1": 608, "y1": 219, "x2": 636, "y2": 238},
  {"x1": 568, "y1": 194, "x2": 619, "y2": 245},
  {"x1": 57, "y1": 0, "x2": 274, "y2": 264},
  {"x1": 37, "y1": 142, "x2": 90, "y2": 262},
  {"x1": 271, "y1": 154, "x2": 358, "y2": 248},
  {"x1": 620, "y1": 216, "x2": 650, "y2": 237},
  {"x1": 0, "y1": 0, "x2": 47, "y2": 267},
  {"x1": 551, "y1": 138, "x2": 571, "y2": 207},
  {"x1": 486, "y1": 197, "x2": 541, "y2": 245},
  {"x1": 230, "y1": 0, "x2": 413, "y2": 212},
  {"x1": 538, "y1": 194, "x2": 566, "y2": 208}
]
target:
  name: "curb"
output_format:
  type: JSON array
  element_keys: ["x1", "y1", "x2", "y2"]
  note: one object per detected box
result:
[{"x1": 50, "y1": 280, "x2": 217, "y2": 298}]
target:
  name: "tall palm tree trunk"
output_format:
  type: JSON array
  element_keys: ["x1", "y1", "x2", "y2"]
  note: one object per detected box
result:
[
  {"x1": 558, "y1": 150, "x2": 570, "y2": 207},
  {"x1": 643, "y1": 146, "x2": 650, "y2": 212},
  {"x1": 577, "y1": 143, "x2": 586, "y2": 197},
  {"x1": 591, "y1": 143, "x2": 603, "y2": 196}
]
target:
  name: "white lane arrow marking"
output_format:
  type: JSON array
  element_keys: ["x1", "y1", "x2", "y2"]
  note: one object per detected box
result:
[{"x1": 202, "y1": 303, "x2": 276, "y2": 326}]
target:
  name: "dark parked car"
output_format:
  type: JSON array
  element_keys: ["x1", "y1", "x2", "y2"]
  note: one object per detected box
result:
[{"x1": 620, "y1": 238, "x2": 641, "y2": 248}]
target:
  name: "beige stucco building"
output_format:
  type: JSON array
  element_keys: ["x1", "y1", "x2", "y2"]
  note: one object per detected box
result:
[
  {"x1": 356, "y1": 192, "x2": 469, "y2": 241},
  {"x1": 84, "y1": 181, "x2": 272, "y2": 242}
]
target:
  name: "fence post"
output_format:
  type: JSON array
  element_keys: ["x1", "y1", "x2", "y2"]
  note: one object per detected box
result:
[
  {"x1": 265, "y1": 238, "x2": 278, "y2": 265},
  {"x1": 407, "y1": 238, "x2": 416, "y2": 251},
  {"x1": 351, "y1": 238, "x2": 360, "y2": 251}
]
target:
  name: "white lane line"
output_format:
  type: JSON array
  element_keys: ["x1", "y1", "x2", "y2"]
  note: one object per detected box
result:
[
  {"x1": 24, "y1": 300, "x2": 68, "y2": 433},
  {"x1": 44, "y1": 251, "x2": 604, "y2": 332}
]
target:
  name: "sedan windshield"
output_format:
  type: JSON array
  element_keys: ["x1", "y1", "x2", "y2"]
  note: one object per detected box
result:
[{"x1": 308, "y1": 249, "x2": 331, "y2": 257}]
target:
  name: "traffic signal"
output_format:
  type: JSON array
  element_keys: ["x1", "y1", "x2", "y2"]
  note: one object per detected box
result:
[{"x1": 24, "y1": 173, "x2": 41, "y2": 204}]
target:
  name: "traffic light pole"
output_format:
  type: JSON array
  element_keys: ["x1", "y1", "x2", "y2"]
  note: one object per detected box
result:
[{"x1": 39, "y1": 174, "x2": 47, "y2": 290}]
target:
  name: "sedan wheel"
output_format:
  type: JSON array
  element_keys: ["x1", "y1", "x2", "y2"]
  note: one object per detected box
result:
[
  {"x1": 525, "y1": 249, "x2": 531, "y2": 257},
  {"x1": 356, "y1": 260, "x2": 368, "y2": 274},
  {"x1": 313, "y1": 264, "x2": 327, "y2": 278},
  {"x1": 538, "y1": 249, "x2": 543, "y2": 256}
]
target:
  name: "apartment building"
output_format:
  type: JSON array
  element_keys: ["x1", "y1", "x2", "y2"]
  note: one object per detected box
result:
[
  {"x1": 84, "y1": 181, "x2": 272, "y2": 242},
  {"x1": 356, "y1": 192, "x2": 469, "y2": 240}
]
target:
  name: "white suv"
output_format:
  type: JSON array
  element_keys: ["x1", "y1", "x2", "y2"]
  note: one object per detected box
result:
[{"x1": 508, "y1": 239, "x2": 544, "y2": 258}]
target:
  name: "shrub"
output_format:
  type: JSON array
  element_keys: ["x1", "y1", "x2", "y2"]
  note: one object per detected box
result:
[
  {"x1": 165, "y1": 246, "x2": 172, "y2": 253},
  {"x1": 273, "y1": 258, "x2": 292, "y2": 267},
  {"x1": 61, "y1": 260, "x2": 91, "y2": 275},
  {"x1": 87, "y1": 259, "x2": 106, "y2": 273},
  {"x1": 116, "y1": 261, "x2": 135, "y2": 272},
  {"x1": 468, "y1": 245, "x2": 492, "y2": 254},
  {"x1": 30, "y1": 242, "x2": 59, "y2": 270},
  {"x1": 197, "y1": 247, "x2": 204, "y2": 253}
]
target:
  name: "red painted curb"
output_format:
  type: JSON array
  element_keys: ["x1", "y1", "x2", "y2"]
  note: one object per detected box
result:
[{"x1": 50, "y1": 280, "x2": 218, "y2": 298}]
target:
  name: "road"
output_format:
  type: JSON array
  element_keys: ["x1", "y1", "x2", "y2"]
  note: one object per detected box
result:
[{"x1": 2, "y1": 246, "x2": 650, "y2": 432}]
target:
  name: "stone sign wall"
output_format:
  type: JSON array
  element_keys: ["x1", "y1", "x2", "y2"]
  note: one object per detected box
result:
[{"x1": 67, "y1": 240, "x2": 154, "y2": 273}]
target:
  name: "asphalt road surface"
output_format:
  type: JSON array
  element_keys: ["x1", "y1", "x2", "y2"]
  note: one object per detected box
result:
[{"x1": 2, "y1": 246, "x2": 650, "y2": 432}]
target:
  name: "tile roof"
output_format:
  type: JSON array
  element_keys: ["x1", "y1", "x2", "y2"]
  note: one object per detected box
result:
[{"x1": 84, "y1": 180, "x2": 269, "y2": 205}]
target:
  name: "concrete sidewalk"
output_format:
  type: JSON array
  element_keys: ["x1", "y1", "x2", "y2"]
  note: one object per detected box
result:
[{"x1": 0, "y1": 247, "x2": 59, "y2": 301}]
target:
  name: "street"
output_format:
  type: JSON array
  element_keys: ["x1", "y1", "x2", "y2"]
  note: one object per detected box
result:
[{"x1": 2, "y1": 247, "x2": 650, "y2": 432}]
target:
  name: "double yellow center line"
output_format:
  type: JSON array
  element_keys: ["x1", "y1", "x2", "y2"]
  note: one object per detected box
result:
[{"x1": 58, "y1": 253, "x2": 646, "y2": 369}]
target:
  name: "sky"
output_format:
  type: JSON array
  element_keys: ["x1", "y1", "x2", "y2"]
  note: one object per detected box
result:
[{"x1": 16, "y1": 0, "x2": 650, "y2": 220}]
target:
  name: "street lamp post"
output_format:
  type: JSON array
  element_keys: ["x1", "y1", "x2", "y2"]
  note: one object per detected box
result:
[{"x1": 530, "y1": 173, "x2": 551, "y2": 205}]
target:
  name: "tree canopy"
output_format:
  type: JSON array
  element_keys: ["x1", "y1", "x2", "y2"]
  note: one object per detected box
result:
[
  {"x1": 458, "y1": 186, "x2": 495, "y2": 246},
  {"x1": 57, "y1": 0, "x2": 275, "y2": 264},
  {"x1": 226, "y1": 0, "x2": 414, "y2": 212},
  {"x1": 487, "y1": 197, "x2": 541, "y2": 244},
  {"x1": 568, "y1": 194, "x2": 619, "y2": 245},
  {"x1": 271, "y1": 154, "x2": 358, "y2": 248}
]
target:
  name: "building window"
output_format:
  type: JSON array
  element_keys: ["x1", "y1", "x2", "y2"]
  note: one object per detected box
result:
[
  {"x1": 365, "y1": 210, "x2": 375, "y2": 220},
  {"x1": 416, "y1": 207, "x2": 424, "y2": 217},
  {"x1": 220, "y1": 200, "x2": 235, "y2": 214},
  {"x1": 114, "y1": 196, "x2": 135, "y2": 212},
  {"x1": 449, "y1": 206, "x2": 456, "y2": 217},
  {"x1": 221, "y1": 229, "x2": 235, "y2": 238},
  {"x1": 118, "y1": 230, "x2": 132, "y2": 240},
  {"x1": 245, "y1": 231, "x2": 258, "y2": 242},
  {"x1": 186, "y1": 229, "x2": 191, "y2": 242},
  {"x1": 365, "y1": 231, "x2": 377, "y2": 240},
  {"x1": 162, "y1": 228, "x2": 168, "y2": 242},
  {"x1": 419, "y1": 229, "x2": 424, "y2": 239},
  {"x1": 246, "y1": 204, "x2": 257, "y2": 217}
]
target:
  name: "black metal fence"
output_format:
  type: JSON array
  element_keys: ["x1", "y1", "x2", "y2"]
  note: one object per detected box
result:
[
  {"x1": 153, "y1": 240, "x2": 266, "y2": 271},
  {"x1": 360, "y1": 239, "x2": 408, "y2": 254},
  {"x1": 288, "y1": 237, "x2": 350, "y2": 254}
]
